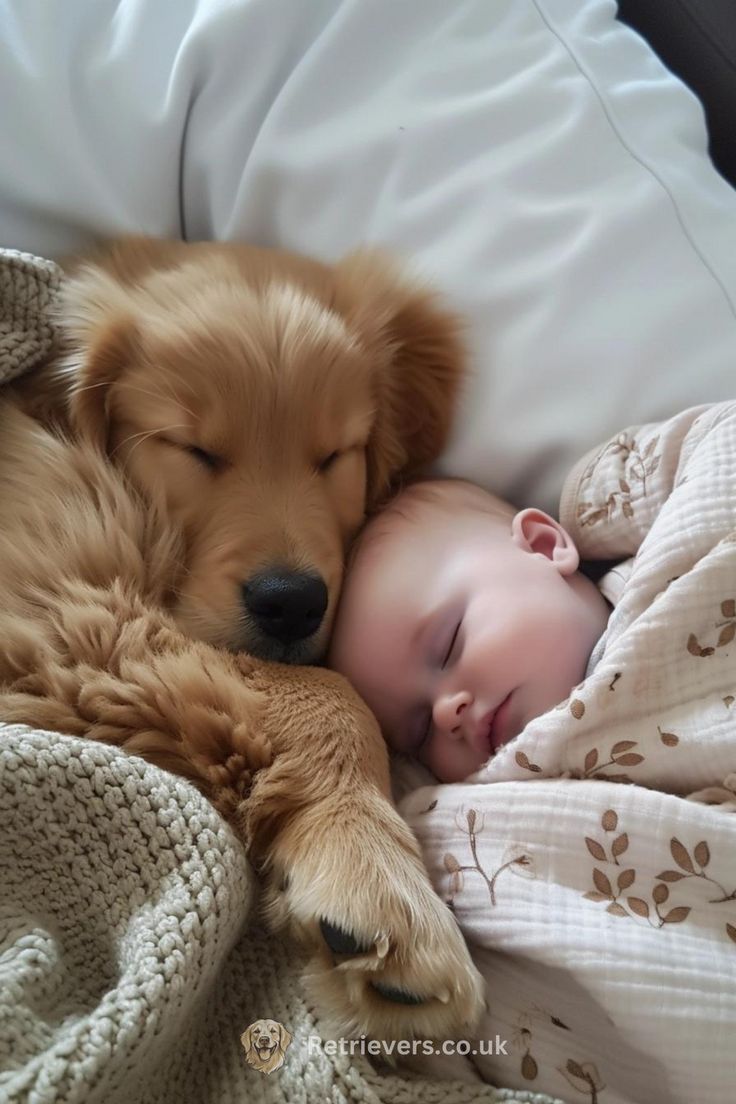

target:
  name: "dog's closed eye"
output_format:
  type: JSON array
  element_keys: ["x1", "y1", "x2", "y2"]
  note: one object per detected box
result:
[
  {"x1": 158, "y1": 436, "x2": 225, "y2": 473},
  {"x1": 185, "y1": 444, "x2": 224, "y2": 472},
  {"x1": 316, "y1": 450, "x2": 341, "y2": 474}
]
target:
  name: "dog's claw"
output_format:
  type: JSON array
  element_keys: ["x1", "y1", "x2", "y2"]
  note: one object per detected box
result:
[
  {"x1": 320, "y1": 918, "x2": 373, "y2": 956},
  {"x1": 371, "y1": 982, "x2": 425, "y2": 1006},
  {"x1": 320, "y1": 921, "x2": 438, "y2": 1007}
]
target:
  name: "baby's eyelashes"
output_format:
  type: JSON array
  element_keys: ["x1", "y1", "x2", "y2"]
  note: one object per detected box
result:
[
  {"x1": 442, "y1": 620, "x2": 462, "y2": 668},
  {"x1": 403, "y1": 615, "x2": 463, "y2": 754}
]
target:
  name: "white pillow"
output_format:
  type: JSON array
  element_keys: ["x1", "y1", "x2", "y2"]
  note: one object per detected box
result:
[{"x1": 2, "y1": 0, "x2": 735, "y2": 511}]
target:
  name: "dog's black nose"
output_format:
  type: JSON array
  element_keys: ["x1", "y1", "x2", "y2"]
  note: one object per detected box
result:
[{"x1": 242, "y1": 570, "x2": 328, "y2": 644}]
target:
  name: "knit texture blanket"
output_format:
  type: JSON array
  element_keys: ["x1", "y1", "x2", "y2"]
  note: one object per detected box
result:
[
  {"x1": 0, "y1": 250, "x2": 62, "y2": 386},
  {"x1": 0, "y1": 246, "x2": 564, "y2": 1104}
]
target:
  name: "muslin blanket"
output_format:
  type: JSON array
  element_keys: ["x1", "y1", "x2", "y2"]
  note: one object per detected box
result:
[
  {"x1": 0, "y1": 247, "x2": 563, "y2": 1104},
  {"x1": 400, "y1": 403, "x2": 736, "y2": 1104}
]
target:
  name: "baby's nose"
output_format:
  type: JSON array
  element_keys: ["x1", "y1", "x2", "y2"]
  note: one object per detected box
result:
[{"x1": 434, "y1": 690, "x2": 472, "y2": 734}]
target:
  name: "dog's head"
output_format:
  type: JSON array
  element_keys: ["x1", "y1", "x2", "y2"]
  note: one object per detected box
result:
[
  {"x1": 240, "y1": 1018, "x2": 292, "y2": 1074},
  {"x1": 59, "y1": 238, "x2": 465, "y2": 663}
]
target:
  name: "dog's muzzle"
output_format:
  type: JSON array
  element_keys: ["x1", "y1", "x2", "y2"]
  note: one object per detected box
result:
[{"x1": 242, "y1": 568, "x2": 328, "y2": 658}]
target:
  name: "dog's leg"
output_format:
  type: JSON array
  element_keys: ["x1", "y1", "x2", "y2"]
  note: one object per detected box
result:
[
  {"x1": 239, "y1": 662, "x2": 486, "y2": 1042},
  {"x1": 0, "y1": 587, "x2": 483, "y2": 1039}
]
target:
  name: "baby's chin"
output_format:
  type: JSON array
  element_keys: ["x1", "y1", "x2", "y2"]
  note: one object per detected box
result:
[{"x1": 428, "y1": 749, "x2": 488, "y2": 784}]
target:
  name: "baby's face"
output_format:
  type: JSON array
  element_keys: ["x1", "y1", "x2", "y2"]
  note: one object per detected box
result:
[{"x1": 329, "y1": 487, "x2": 603, "y2": 782}]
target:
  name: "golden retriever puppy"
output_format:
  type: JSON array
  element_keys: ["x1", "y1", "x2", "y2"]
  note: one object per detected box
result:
[{"x1": 0, "y1": 238, "x2": 485, "y2": 1040}]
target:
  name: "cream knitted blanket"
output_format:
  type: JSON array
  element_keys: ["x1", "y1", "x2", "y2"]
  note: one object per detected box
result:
[{"x1": 0, "y1": 247, "x2": 564, "y2": 1104}]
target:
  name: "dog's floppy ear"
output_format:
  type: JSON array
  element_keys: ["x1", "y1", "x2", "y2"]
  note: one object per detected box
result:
[
  {"x1": 58, "y1": 262, "x2": 140, "y2": 451},
  {"x1": 332, "y1": 251, "x2": 466, "y2": 511},
  {"x1": 240, "y1": 1025, "x2": 255, "y2": 1056}
]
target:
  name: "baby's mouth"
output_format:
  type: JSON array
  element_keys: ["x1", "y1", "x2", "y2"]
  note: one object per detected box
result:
[{"x1": 486, "y1": 692, "x2": 514, "y2": 753}]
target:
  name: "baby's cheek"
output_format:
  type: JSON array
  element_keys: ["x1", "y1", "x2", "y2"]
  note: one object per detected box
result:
[{"x1": 535, "y1": 630, "x2": 588, "y2": 709}]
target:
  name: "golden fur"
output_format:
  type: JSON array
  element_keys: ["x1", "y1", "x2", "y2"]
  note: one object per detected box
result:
[{"x1": 0, "y1": 238, "x2": 484, "y2": 1039}]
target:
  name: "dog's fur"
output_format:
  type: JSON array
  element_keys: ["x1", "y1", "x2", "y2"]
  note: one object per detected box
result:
[
  {"x1": 240, "y1": 1019, "x2": 292, "y2": 1074},
  {"x1": 0, "y1": 238, "x2": 485, "y2": 1039}
]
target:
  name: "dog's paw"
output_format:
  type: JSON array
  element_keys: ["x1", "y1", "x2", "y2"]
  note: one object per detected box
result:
[
  {"x1": 263, "y1": 824, "x2": 486, "y2": 1041},
  {"x1": 307, "y1": 891, "x2": 485, "y2": 1042}
]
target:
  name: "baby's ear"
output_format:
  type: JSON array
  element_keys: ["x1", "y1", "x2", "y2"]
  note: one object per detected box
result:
[{"x1": 511, "y1": 508, "x2": 579, "y2": 576}]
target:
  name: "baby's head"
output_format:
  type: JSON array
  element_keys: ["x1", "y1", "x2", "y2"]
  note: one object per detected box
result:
[{"x1": 328, "y1": 478, "x2": 610, "y2": 782}]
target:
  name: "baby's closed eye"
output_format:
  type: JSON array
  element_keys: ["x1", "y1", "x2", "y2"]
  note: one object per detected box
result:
[{"x1": 442, "y1": 620, "x2": 462, "y2": 667}]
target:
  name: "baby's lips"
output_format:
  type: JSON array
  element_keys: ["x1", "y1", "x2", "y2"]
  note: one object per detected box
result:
[
  {"x1": 489, "y1": 691, "x2": 514, "y2": 751},
  {"x1": 475, "y1": 708, "x2": 496, "y2": 753}
]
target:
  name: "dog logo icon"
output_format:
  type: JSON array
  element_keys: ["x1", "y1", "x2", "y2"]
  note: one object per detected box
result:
[{"x1": 240, "y1": 1019, "x2": 293, "y2": 1074}]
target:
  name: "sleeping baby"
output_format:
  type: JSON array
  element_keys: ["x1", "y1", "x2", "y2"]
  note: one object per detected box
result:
[
  {"x1": 328, "y1": 402, "x2": 736, "y2": 1104},
  {"x1": 328, "y1": 476, "x2": 610, "y2": 782}
]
